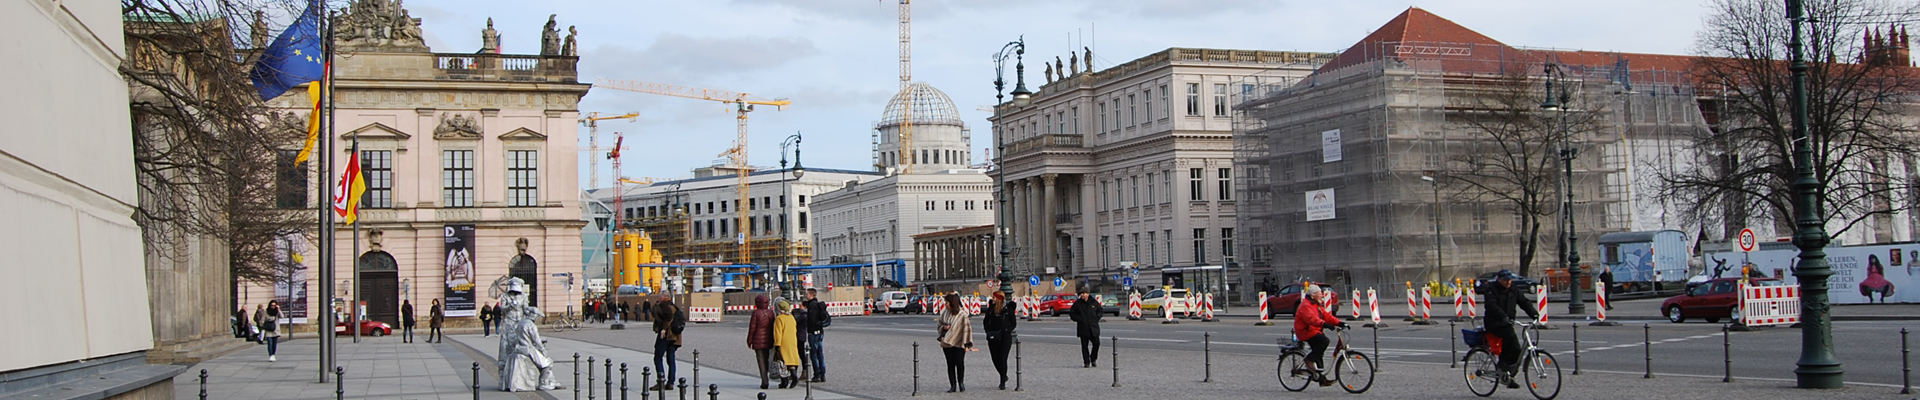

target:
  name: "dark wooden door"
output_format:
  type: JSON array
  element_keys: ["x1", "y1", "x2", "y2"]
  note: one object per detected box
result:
[{"x1": 360, "y1": 271, "x2": 400, "y2": 325}]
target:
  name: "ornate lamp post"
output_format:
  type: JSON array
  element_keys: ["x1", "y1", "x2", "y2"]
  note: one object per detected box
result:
[
  {"x1": 1542, "y1": 63, "x2": 1585, "y2": 315},
  {"x1": 1786, "y1": 0, "x2": 1842, "y2": 387},
  {"x1": 992, "y1": 37, "x2": 1032, "y2": 300},
  {"x1": 780, "y1": 133, "x2": 804, "y2": 299}
]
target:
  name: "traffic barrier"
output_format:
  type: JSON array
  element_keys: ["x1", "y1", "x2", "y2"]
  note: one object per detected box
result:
[
  {"x1": 1201, "y1": 294, "x2": 1217, "y2": 322},
  {"x1": 1184, "y1": 294, "x2": 1197, "y2": 319},
  {"x1": 1452, "y1": 289, "x2": 1464, "y2": 321},
  {"x1": 586, "y1": 356, "x2": 595, "y2": 400},
  {"x1": 334, "y1": 367, "x2": 344, "y2": 400},
  {"x1": 1412, "y1": 287, "x2": 1436, "y2": 325},
  {"x1": 687, "y1": 307, "x2": 721, "y2": 323},
  {"x1": 1464, "y1": 290, "x2": 1479, "y2": 319},
  {"x1": 1365, "y1": 288, "x2": 1384, "y2": 328},
  {"x1": 619, "y1": 363, "x2": 628, "y2": 400},
  {"x1": 725, "y1": 305, "x2": 753, "y2": 313},
  {"x1": 823, "y1": 301, "x2": 865, "y2": 316},
  {"x1": 1129, "y1": 292, "x2": 1143, "y2": 320},
  {"x1": 911, "y1": 342, "x2": 920, "y2": 396},
  {"x1": 642, "y1": 367, "x2": 653, "y2": 399},
  {"x1": 1404, "y1": 286, "x2": 1418, "y2": 322},
  {"x1": 1535, "y1": 286, "x2": 1549, "y2": 324},
  {"x1": 1643, "y1": 323, "x2": 1653, "y2": 379},
  {"x1": 1203, "y1": 332, "x2": 1213, "y2": 383},
  {"x1": 1110, "y1": 336, "x2": 1120, "y2": 388},
  {"x1": 1740, "y1": 283, "x2": 1802, "y2": 326},
  {"x1": 1903, "y1": 328, "x2": 1912, "y2": 394},
  {"x1": 1592, "y1": 280, "x2": 1620, "y2": 326},
  {"x1": 1161, "y1": 294, "x2": 1179, "y2": 324},
  {"x1": 1255, "y1": 292, "x2": 1271, "y2": 326},
  {"x1": 1349, "y1": 289, "x2": 1361, "y2": 321},
  {"x1": 199, "y1": 369, "x2": 208, "y2": 400}
]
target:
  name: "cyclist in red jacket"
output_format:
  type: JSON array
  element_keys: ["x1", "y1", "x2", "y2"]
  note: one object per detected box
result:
[{"x1": 1292, "y1": 284, "x2": 1347, "y2": 386}]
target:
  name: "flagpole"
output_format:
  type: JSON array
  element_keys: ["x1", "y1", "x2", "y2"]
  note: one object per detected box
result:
[
  {"x1": 317, "y1": 8, "x2": 337, "y2": 383},
  {"x1": 351, "y1": 137, "x2": 360, "y2": 344}
]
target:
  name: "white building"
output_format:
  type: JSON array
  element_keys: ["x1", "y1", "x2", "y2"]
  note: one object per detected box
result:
[{"x1": 592, "y1": 165, "x2": 884, "y2": 271}]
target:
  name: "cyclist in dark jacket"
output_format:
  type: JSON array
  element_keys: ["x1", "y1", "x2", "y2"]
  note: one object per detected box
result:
[{"x1": 1483, "y1": 270, "x2": 1541, "y2": 388}]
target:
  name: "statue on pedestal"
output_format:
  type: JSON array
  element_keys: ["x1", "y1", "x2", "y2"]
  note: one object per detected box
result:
[
  {"x1": 540, "y1": 15, "x2": 560, "y2": 56},
  {"x1": 480, "y1": 18, "x2": 500, "y2": 54},
  {"x1": 1069, "y1": 51, "x2": 1078, "y2": 77},
  {"x1": 494, "y1": 277, "x2": 561, "y2": 391},
  {"x1": 561, "y1": 26, "x2": 577, "y2": 56}
]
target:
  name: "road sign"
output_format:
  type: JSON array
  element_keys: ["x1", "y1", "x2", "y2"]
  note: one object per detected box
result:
[
  {"x1": 1738, "y1": 228, "x2": 1758, "y2": 252},
  {"x1": 1028, "y1": 275, "x2": 1041, "y2": 286},
  {"x1": 1122, "y1": 277, "x2": 1134, "y2": 287},
  {"x1": 1053, "y1": 277, "x2": 1065, "y2": 288}
]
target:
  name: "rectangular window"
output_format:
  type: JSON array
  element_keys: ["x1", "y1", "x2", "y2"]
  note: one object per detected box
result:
[
  {"x1": 965, "y1": 200, "x2": 975, "y2": 210},
  {"x1": 721, "y1": 200, "x2": 728, "y2": 213},
  {"x1": 1162, "y1": 170, "x2": 1172, "y2": 203},
  {"x1": 1213, "y1": 83, "x2": 1229, "y2": 116},
  {"x1": 926, "y1": 201, "x2": 936, "y2": 211},
  {"x1": 1193, "y1": 228, "x2": 1207, "y2": 264},
  {"x1": 1160, "y1": 84, "x2": 1170, "y2": 119},
  {"x1": 1222, "y1": 228, "x2": 1235, "y2": 259},
  {"x1": 507, "y1": 150, "x2": 538, "y2": 207},
  {"x1": 799, "y1": 211, "x2": 810, "y2": 233},
  {"x1": 1130, "y1": 176, "x2": 1138, "y2": 207},
  {"x1": 1127, "y1": 94, "x2": 1137, "y2": 126},
  {"x1": 1217, "y1": 167, "x2": 1232, "y2": 201},
  {"x1": 1186, "y1": 82, "x2": 1201, "y2": 116},
  {"x1": 1111, "y1": 100, "x2": 1121, "y2": 131},
  {"x1": 441, "y1": 150, "x2": 474, "y2": 208},
  {"x1": 1057, "y1": 111, "x2": 1066, "y2": 135},
  {"x1": 1097, "y1": 103, "x2": 1107, "y2": 133},
  {"x1": 1165, "y1": 229, "x2": 1173, "y2": 265},
  {"x1": 1143, "y1": 88, "x2": 1153, "y2": 121},
  {"x1": 1100, "y1": 236, "x2": 1110, "y2": 270},
  {"x1": 274, "y1": 150, "x2": 306, "y2": 209},
  {"x1": 799, "y1": 195, "x2": 808, "y2": 206},
  {"x1": 1145, "y1": 173, "x2": 1155, "y2": 204},
  {"x1": 946, "y1": 200, "x2": 955, "y2": 210},
  {"x1": 1044, "y1": 114, "x2": 1053, "y2": 134},
  {"x1": 1148, "y1": 231, "x2": 1158, "y2": 265},
  {"x1": 360, "y1": 150, "x2": 392, "y2": 208},
  {"x1": 1071, "y1": 107, "x2": 1080, "y2": 135},
  {"x1": 1189, "y1": 168, "x2": 1204, "y2": 201},
  {"x1": 1100, "y1": 181, "x2": 1109, "y2": 210},
  {"x1": 1132, "y1": 233, "x2": 1141, "y2": 264}
]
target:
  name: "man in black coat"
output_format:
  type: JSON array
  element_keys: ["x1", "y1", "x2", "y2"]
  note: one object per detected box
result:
[
  {"x1": 1068, "y1": 288, "x2": 1103, "y2": 367},
  {"x1": 803, "y1": 288, "x2": 830, "y2": 382},
  {"x1": 400, "y1": 299, "x2": 416, "y2": 343},
  {"x1": 1483, "y1": 270, "x2": 1541, "y2": 389}
]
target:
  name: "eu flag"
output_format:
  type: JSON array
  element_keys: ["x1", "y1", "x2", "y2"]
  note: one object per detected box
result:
[{"x1": 250, "y1": 0, "x2": 327, "y2": 100}]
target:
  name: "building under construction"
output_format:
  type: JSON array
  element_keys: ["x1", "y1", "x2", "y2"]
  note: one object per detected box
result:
[{"x1": 1232, "y1": 8, "x2": 1714, "y2": 294}]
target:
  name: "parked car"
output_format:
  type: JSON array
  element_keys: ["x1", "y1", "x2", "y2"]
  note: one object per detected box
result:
[
  {"x1": 1662, "y1": 277, "x2": 1783, "y2": 323},
  {"x1": 1099, "y1": 293, "x2": 1123, "y2": 316},
  {"x1": 1036, "y1": 293, "x2": 1077, "y2": 316},
  {"x1": 882, "y1": 291, "x2": 912, "y2": 313},
  {"x1": 698, "y1": 286, "x2": 744, "y2": 293},
  {"x1": 1137, "y1": 288, "x2": 1191, "y2": 317},
  {"x1": 334, "y1": 319, "x2": 393, "y2": 336},
  {"x1": 905, "y1": 294, "x2": 926, "y2": 313},
  {"x1": 1263, "y1": 283, "x2": 1341, "y2": 318}
]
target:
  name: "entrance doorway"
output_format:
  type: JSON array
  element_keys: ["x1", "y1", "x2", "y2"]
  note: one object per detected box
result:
[
  {"x1": 359, "y1": 251, "x2": 400, "y2": 325},
  {"x1": 510, "y1": 254, "x2": 539, "y2": 307}
]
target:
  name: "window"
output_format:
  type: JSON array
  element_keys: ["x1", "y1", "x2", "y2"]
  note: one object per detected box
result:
[
  {"x1": 1222, "y1": 228, "x2": 1235, "y2": 259},
  {"x1": 799, "y1": 195, "x2": 808, "y2": 206},
  {"x1": 1044, "y1": 114, "x2": 1052, "y2": 134},
  {"x1": 926, "y1": 201, "x2": 936, "y2": 211},
  {"x1": 274, "y1": 150, "x2": 306, "y2": 209},
  {"x1": 1189, "y1": 168, "x2": 1204, "y2": 201},
  {"x1": 1114, "y1": 180, "x2": 1123, "y2": 210},
  {"x1": 1162, "y1": 170, "x2": 1172, "y2": 203},
  {"x1": 1160, "y1": 84, "x2": 1170, "y2": 118},
  {"x1": 1132, "y1": 233, "x2": 1141, "y2": 264},
  {"x1": 1111, "y1": 100, "x2": 1121, "y2": 131},
  {"x1": 441, "y1": 150, "x2": 474, "y2": 207},
  {"x1": 1217, "y1": 168, "x2": 1232, "y2": 201},
  {"x1": 799, "y1": 211, "x2": 810, "y2": 233},
  {"x1": 1164, "y1": 229, "x2": 1173, "y2": 265},
  {"x1": 965, "y1": 200, "x2": 975, "y2": 210},
  {"x1": 749, "y1": 216, "x2": 757, "y2": 234},
  {"x1": 1213, "y1": 83, "x2": 1229, "y2": 116},
  {"x1": 946, "y1": 200, "x2": 955, "y2": 210},
  {"x1": 1097, "y1": 103, "x2": 1107, "y2": 132},
  {"x1": 1145, "y1": 173, "x2": 1155, "y2": 204},
  {"x1": 1127, "y1": 94, "x2": 1137, "y2": 126},
  {"x1": 1143, "y1": 88, "x2": 1153, "y2": 121},
  {"x1": 358, "y1": 150, "x2": 392, "y2": 208},
  {"x1": 1129, "y1": 176, "x2": 1138, "y2": 207},
  {"x1": 1100, "y1": 236, "x2": 1110, "y2": 270},
  {"x1": 764, "y1": 215, "x2": 773, "y2": 234},
  {"x1": 721, "y1": 200, "x2": 728, "y2": 213},
  {"x1": 1186, "y1": 83, "x2": 1201, "y2": 116},
  {"x1": 780, "y1": 196, "x2": 787, "y2": 208},
  {"x1": 506, "y1": 150, "x2": 538, "y2": 207},
  {"x1": 1193, "y1": 228, "x2": 1207, "y2": 264},
  {"x1": 1148, "y1": 231, "x2": 1158, "y2": 265},
  {"x1": 1071, "y1": 107, "x2": 1081, "y2": 134},
  {"x1": 1100, "y1": 181, "x2": 1109, "y2": 210}
]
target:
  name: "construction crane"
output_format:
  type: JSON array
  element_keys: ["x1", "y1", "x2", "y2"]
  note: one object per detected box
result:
[
  {"x1": 579, "y1": 112, "x2": 638, "y2": 189},
  {"x1": 593, "y1": 78, "x2": 790, "y2": 265},
  {"x1": 895, "y1": 0, "x2": 916, "y2": 173},
  {"x1": 617, "y1": 177, "x2": 655, "y2": 186}
]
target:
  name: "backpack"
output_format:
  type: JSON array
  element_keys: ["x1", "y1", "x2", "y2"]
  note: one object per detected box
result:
[
  {"x1": 813, "y1": 300, "x2": 831, "y2": 328},
  {"x1": 671, "y1": 304, "x2": 687, "y2": 334}
]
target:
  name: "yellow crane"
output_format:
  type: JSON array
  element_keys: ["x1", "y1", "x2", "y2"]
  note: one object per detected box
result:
[
  {"x1": 579, "y1": 112, "x2": 638, "y2": 189},
  {"x1": 593, "y1": 78, "x2": 790, "y2": 265},
  {"x1": 617, "y1": 177, "x2": 655, "y2": 186}
]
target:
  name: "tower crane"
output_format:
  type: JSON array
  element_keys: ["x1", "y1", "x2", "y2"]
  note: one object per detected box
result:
[
  {"x1": 593, "y1": 78, "x2": 790, "y2": 265},
  {"x1": 580, "y1": 112, "x2": 638, "y2": 189},
  {"x1": 895, "y1": 0, "x2": 916, "y2": 173}
]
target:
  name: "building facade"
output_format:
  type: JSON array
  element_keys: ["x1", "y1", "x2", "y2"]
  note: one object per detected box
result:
[
  {"x1": 810, "y1": 171, "x2": 997, "y2": 285},
  {"x1": 990, "y1": 48, "x2": 1330, "y2": 296},
  {"x1": 911, "y1": 225, "x2": 997, "y2": 293},
  {"x1": 244, "y1": 2, "x2": 588, "y2": 326}
]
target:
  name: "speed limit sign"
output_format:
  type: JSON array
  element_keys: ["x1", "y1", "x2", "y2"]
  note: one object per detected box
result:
[{"x1": 1737, "y1": 228, "x2": 1758, "y2": 252}]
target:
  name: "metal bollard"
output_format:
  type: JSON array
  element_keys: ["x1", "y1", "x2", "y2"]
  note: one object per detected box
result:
[
  {"x1": 621, "y1": 363, "x2": 629, "y2": 400},
  {"x1": 1110, "y1": 336, "x2": 1120, "y2": 388},
  {"x1": 1896, "y1": 328, "x2": 1912, "y2": 394},
  {"x1": 1572, "y1": 323, "x2": 1581, "y2": 375},
  {"x1": 911, "y1": 342, "x2": 920, "y2": 396},
  {"x1": 655, "y1": 374, "x2": 667, "y2": 400},
  {"x1": 708, "y1": 384, "x2": 719, "y2": 400},
  {"x1": 198, "y1": 369, "x2": 208, "y2": 400},
  {"x1": 606, "y1": 359, "x2": 614, "y2": 400},
  {"x1": 1371, "y1": 323, "x2": 1381, "y2": 372},
  {"x1": 575, "y1": 353, "x2": 583, "y2": 400},
  {"x1": 640, "y1": 367, "x2": 652, "y2": 400},
  {"x1": 334, "y1": 366, "x2": 345, "y2": 400},
  {"x1": 1449, "y1": 321, "x2": 1458, "y2": 368},
  {"x1": 690, "y1": 350, "x2": 701, "y2": 391},
  {"x1": 472, "y1": 362, "x2": 481, "y2": 400},
  {"x1": 1722, "y1": 324, "x2": 1732, "y2": 383},
  {"x1": 758, "y1": 393, "x2": 767, "y2": 400},
  {"x1": 1643, "y1": 323, "x2": 1653, "y2": 379},
  {"x1": 1203, "y1": 332, "x2": 1212, "y2": 383},
  {"x1": 588, "y1": 356, "x2": 597, "y2": 400},
  {"x1": 1014, "y1": 339, "x2": 1023, "y2": 391},
  {"x1": 677, "y1": 377, "x2": 688, "y2": 400}
]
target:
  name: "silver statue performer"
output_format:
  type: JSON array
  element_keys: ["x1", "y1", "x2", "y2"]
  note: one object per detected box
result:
[{"x1": 493, "y1": 277, "x2": 561, "y2": 391}]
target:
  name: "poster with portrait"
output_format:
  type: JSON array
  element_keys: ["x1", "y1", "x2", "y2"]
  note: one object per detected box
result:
[{"x1": 444, "y1": 224, "x2": 478, "y2": 317}]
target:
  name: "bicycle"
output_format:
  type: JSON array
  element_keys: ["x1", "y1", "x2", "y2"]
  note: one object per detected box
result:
[
  {"x1": 1461, "y1": 321, "x2": 1561, "y2": 399},
  {"x1": 1277, "y1": 325, "x2": 1374, "y2": 393},
  {"x1": 545, "y1": 307, "x2": 580, "y2": 331}
]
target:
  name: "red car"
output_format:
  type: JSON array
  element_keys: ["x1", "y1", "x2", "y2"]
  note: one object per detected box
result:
[
  {"x1": 1037, "y1": 293, "x2": 1078, "y2": 316},
  {"x1": 334, "y1": 319, "x2": 394, "y2": 336},
  {"x1": 1662, "y1": 277, "x2": 1782, "y2": 323},
  {"x1": 1264, "y1": 283, "x2": 1340, "y2": 318}
]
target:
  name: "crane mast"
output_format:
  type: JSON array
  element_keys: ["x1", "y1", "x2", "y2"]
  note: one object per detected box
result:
[{"x1": 897, "y1": 0, "x2": 915, "y2": 174}]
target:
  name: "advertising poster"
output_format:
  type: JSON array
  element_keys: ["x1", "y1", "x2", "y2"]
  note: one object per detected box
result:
[
  {"x1": 273, "y1": 232, "x2": 310, "y2": 323},
  {"x1": 444, "y1": 224, "x2": 478, "y2": 317},
  {"x1": 1706, "y1": 243, "x2": 1920, "y2": 304},
  {"x1": 1321, "y1": 129, "x2": 1343, "y2": 163},
  {"x1": 1305, "y1": 188, "x2": 1336, "y2": 221}
]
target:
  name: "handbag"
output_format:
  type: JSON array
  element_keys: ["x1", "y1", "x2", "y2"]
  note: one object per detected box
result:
[{"x1": 768, "y1": 349, "x2": 789, "y2": 378}]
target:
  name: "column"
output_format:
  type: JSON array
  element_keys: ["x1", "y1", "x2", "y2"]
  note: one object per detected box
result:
[{"x1": 1041, "y1": 174, "x2": 1058, "y2": 279}]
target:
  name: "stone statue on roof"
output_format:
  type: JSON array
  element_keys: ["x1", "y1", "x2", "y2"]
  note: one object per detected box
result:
[
  {"x1": 1043, "y1": 62, "x2": 1054, "y2": 83},
  {"x1": 480, "y1": 18, "x2": 500, "y2": 54},
  {"x1": 1069, "y1": 51, "x2": 1078, "y2": 77},
  {"x1": 540, "y1": 15, "x2": 560, "y2": 56},
  {"x1": 561, "y1": 26, "x2": 577, "y2": 56},
  {"x1": 1084, "y1": 47, "x2": 1093, "y2": 73}
]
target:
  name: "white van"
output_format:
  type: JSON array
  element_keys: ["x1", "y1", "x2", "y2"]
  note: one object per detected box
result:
[{"x1": 882, "y1": 291, "x2": 911, "y2": 313}]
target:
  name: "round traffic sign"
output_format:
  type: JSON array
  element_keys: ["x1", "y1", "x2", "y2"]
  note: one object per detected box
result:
[
  {"x1": 1028, "y1": 275, "x2": 1041, "y2": 286},
  {"x1": 1053, "y1": 277, "x2": 1065, "y2": 288},
  {"x1": 1738, "y1": 228, "x2": 1758, "y2": 252}
]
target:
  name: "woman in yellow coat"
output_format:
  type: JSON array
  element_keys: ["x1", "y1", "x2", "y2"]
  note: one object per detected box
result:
[{"x1": 773, "y1": 298, "x2": 801, "y2": 388}]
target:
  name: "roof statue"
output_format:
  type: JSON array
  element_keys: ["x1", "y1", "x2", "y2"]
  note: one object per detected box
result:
[{"x1": 337, "y1": 0, "x2": 428, "y2": 52}]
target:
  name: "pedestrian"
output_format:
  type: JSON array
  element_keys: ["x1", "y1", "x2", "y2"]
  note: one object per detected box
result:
[
  {"x1": 936, "y1": 293, "x2": 973, "y2": 393},
  {"x1": 252, "y1": 304, "x2": 266, "y2": 345},
  {"x1": 982, "y1": 290, "x2": 1018, "y2": 390},
  {"x1": 1598, "y1": 267, "x2": 1616, "y2": 306},
  {"x1": 1069, "y1": 288, "x2": 1102, "y2": 367},
  {"x1": 1291, "y1": 284, "x2": 1347, "y2": 386},
  {"x1": 641, "y1": 298, "x2": 654, "y2": 322},
  {"x1": 1483, "y1": 270, "x2": 1541, "y2": 389},
  {"x1": 803, "y1": 288, "x2": 829, "y2": 382},
  {"x1": 650, "y1": 294, "x2": 683, "y2": 391},
  {"x1": 401, "y1": 299, "x2": 416, "y2": 343},
  {"x1": 790, "y1": 295, "x2": 812, "y2": 381},
  {"x1": 774, "y1": 299, "x2": 801, "y2": 388},
  {"x1": 235, "y1": 305, "x2": 251, "y2": 340},
  {"x1": 428, "y1": 298, "x2": 445, "y2": 343},
  {"x1": 479, "y1": 304, "x2": 494, "y2": 337},
  {"x1": 746, "y1": 294, "x2": 776, "y2": 389},
  {"x1": 491, "y1": 301, "x2": 503, "y2": 333},
  {"x1": 262, "y1": 300, "x2": 282, "y2": 362}
]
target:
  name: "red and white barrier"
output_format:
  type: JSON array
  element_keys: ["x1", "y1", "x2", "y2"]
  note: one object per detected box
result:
[
  {"x1": 1162, "y1": 294, "x2": 1178, "y2": 324},
  {"x1": 1741, "y1": 283, "x2": 1802, "y2": 326},
  {"x1": 687, "y1": 307, "x2": 722, "y2": 322},
  {"x1": 1256, "y1": 292, "x2": 1271, "y2": 325},
  {"x1": 1183, "y1": 294, "x2": 1196, "y2": 319},
  {"x1": 1594, "y1": 280, "x2": 1609, "y2": 322},
  {"x1": 1420, "y1": 287, "x2": 1433, "y2": 320},
  {"x1": 1534, "y1": 286, "x2": 1549, "y2": 323},
  {"x1": 725, "y1": 305, "x2": 754, "y2": 313},
  {"x1": 1350, "y1": 289, "x2": 1362, "y2": 320},
  {"x1": 1452, "y1": 289, "x2": 1464, "y2": 319},
  {"x1": 1367, "y1": 288, "x2": 1381, "y2": 324},
  {"x1": 1129, "y1": 292, "x2": 1143, "y2": 320},
  {"x1": 1201, "y1": 294, "x2": 1217, "y2": 322},
  {"x1": 1405, "y1": 288, "x2": 1418, "y2": 320},
  {"x1": 1464, "y1": 290, "x2": 1479, "y2": 319}
]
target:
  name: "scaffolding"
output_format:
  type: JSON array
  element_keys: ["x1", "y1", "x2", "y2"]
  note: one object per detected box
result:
[
  {"x1": 624, "y1": 211, "x2": 811, "y2": 268},
  {"x1": 1233, "y1": 40, "x2": 1710, "y2": 292}
]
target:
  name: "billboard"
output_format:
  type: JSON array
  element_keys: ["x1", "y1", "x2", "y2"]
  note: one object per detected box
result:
[
  {"x1": 444, "y1": 224, "x2": 478, "y2": 317},
  {"x1": 1321, "y1": 129, "x2": 1343, "y2": 163},
  {"x1": 1706, "y1": 242, "x2": 1920, "y2": 304},
  {"x1": 1305, "y1": 189, "x2": 1336, "y2": 221},
  {"x1": 272, "y1": 232, "x2": 310, "y2": 323}
]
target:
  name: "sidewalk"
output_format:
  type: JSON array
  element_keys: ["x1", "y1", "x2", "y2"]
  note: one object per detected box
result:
[
  {"x1": 448, "y1": 333, "x2": 856, "y2": 400},
  {"x1": 172, "y1": 335, "x2": 520, "y2": 400}
]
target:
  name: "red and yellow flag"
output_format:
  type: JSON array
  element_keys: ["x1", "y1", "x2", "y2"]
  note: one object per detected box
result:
[
  {"x1": 332, "y1": 153, "x2": 366, "y2": 224},
  {"x1": 292, "y1": 66, "x2": 328, "y2": 165}
]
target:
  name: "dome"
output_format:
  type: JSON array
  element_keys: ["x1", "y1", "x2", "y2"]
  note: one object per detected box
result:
[{"x1": 878, "y1": 83, "x2": 965, "y2": 128}]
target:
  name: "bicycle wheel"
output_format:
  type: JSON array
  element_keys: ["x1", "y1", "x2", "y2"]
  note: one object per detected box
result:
[
  {"x1": 1336, "y1": 351, "x2": 1375, "y2": 394},
  {"x1": 1462, "y1": 348, "x2": 1500, "y2": 397},
  {"x1": 1525, "y1": 351, "x2": 1562, "y2": 400},
  {"x1": 1277, "y1": 352, "x2": 1311, "y2": 392}
]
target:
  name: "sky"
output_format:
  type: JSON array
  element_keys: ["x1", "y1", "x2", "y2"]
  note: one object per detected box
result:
[{"x1": 387, "y1": 0, "x2": 1715, "y2": 189}]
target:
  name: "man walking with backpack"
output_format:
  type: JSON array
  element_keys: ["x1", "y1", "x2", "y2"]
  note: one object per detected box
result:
[
  {"x1": 651, "y1": 293, "x2": 684, "y2": 390},
  {"x1": 803, "y1": 288, "x2": 830, "y2": 382}
]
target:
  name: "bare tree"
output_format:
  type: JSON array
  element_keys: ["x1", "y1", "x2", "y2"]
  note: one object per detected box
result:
[
  {"x1": 123, "y1": 0, "x2": 314, "y2": 285},
  {"x1": 1447, "y1": 68, "x2": 1611, "y2": 277},
  {"x1": 1660, "y1": 0, "x2": 1920, "y2": 241}
]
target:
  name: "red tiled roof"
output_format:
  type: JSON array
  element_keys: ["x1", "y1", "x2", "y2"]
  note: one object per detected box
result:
[{"x1": 1316, "y1": 7, "x2": 1703, "y2": 77}]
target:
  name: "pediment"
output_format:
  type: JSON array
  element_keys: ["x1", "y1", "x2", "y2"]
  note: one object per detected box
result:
[
  {"x1": 497, "y1": 127, "x2": 548, "y2": 141},
  {"x1": 341, "y1": 122, "x2": 412, "y2": 141}
]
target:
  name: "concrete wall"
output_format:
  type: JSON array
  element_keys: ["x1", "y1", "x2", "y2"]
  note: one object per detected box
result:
[{"x1": 0, "y1": 0, "x2": 155, "y2": 373}]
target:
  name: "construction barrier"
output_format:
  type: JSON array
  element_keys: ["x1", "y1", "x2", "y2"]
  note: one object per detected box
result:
[
  {"x1": 1420, "y1": 287, "x2": 1433, "y2": 320},
  {"x1": 1367, "y1": 288, "x2": 1381, "y2": 324},
  {"x1": 1405, "y1": 287, "x2": 1418, "y2": 321},
  {"x1": 1452, "y1": 289, "x2": 1464, "y2": 320},
  {"x1": 1255, "y1": 292, "x2": 1270, "y2": 325},
  {"x1": 725, "y1": 305, "x2": 754, "y2": 313},
  {"x1": 1129, "y1": 292, "x2": 1143, "y2": 320},
  {"x1": 1594, "y1": 280, "x2": 1609, "y2": 322},
  {"x1": 1350, "y1": 289, "x2": 1361, "y2": 320},
  {"x1": 1201, "y1": 294, "x2": 1217, "y2": 322},
  {"x1": 1184, "y1": 294, "x2": 1197, "y2": 319},
  {"x1": 825, "y1": 301, "x2": 865, "y2": 316},
  {"x1": 1162, "y1": 294, "x2": 1179, "y2": 324},
  {"x1": 687, "y1": 307, "x2": 721, "y2": 323},
  {"x1": 1534, "y1": 286, "x2": 1549, "y2": 323},
  {"x1": 1741, "y1": 283, "x2": 1802, "y2": 326},
  {"x1": 1464, "y1": 290, "x2": 1479, "y2": 319}
]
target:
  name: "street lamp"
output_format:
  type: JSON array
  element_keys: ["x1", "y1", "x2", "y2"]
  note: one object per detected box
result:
[
  {"x1": 1785, "y1": 0, "x2": 1842, "y2": 387},
  {"x1": 992, "y1": 36, "x2": 1032, "y2": 301},
  {"x1": 1421, "y1": 174, "x2": 1442, "y2": 282},
  {"x1": 1542, "y1": 63, "x2": 1585, "y2": 315},
  {"x1": 780, "y1": 133, "x2": 804, "y2": 299}
]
